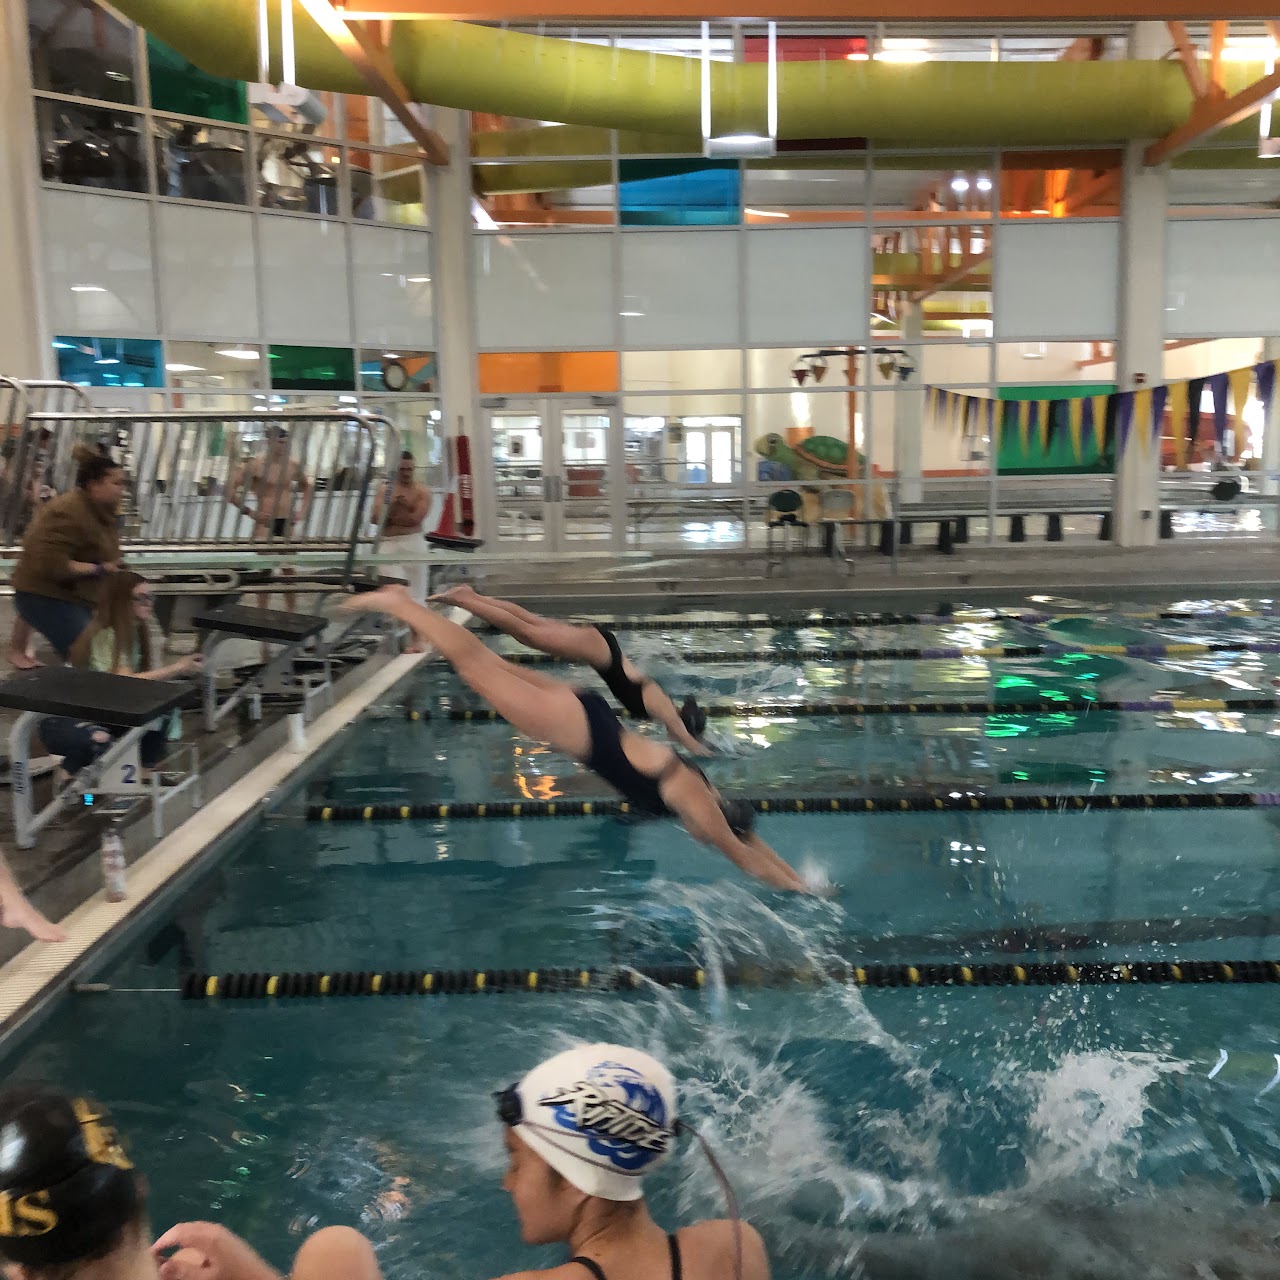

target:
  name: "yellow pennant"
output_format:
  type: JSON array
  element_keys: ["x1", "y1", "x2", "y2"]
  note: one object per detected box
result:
[
  {"x1": 1017, "y1": 400, "x2": 1031, "y2": 454},
  {"x1": 925, "y1": 386, "x2": 938, "y2": 421},
  {"x1": 1090, "y1": 394, "x2": 1110, "y2": 454},
  {"x1": 1133, "y1": 387, "x2": 1153, "y2": 458},
  {"x1": 1038, "y1": 401, "x2": 1052, "y2": 453},
  {"x1": 1165, "y1": 379, "x2": 1189, "y2": 470},
  {"x1": 1229, "y1": 366, "x2": 1254, "y2": 428},
  {"x1": 1067, "y1": 397, "x2": 1085, "y2": 461}
]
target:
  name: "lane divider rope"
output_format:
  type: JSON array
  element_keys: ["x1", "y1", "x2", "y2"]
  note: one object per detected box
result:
[
  {"x1": 409, "y1": 696, "x2": 1278, "y2": 722},
  {"x1": 306, "y1": 792, "x2": 1280, "y2": 822},
  {"x1": 170, "y1": 959, "x2": 1280, "y2": 1000},
  {"x1": 497, "y1": 640, "x2": 1280, "y2": 667},
  {"x1": 476, "y1": 608, "x2": 1280, "y2": 633}
]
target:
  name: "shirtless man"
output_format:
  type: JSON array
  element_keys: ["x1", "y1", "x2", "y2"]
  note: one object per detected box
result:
[
  {"x1": 344, "y1": 587, "x2": 811, "y2": 893},
  {"x1": 227, "y1": 428, "x2": 312, "y2": 541},
  {"x1": 226, "y1": 428, "x2": 313, "y2": 619},
  {"x1": 374, "y1": 451, "x2": 433, "y2": 605}
]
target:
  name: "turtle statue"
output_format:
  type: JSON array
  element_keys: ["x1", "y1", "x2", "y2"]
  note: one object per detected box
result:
[
  {"x1": 754, "y1": 432, "x2": 867, "y2": 481},
  {"x1": 753, "y1": 432, "x2": 889, "y2": 520}
]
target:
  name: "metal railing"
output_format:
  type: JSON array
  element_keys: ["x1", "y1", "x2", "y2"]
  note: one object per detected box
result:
[{"x1": 10, "y1": 406, "x2": 397, "y2": 585}]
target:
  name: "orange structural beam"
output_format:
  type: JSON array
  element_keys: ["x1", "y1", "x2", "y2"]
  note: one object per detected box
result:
[
  {"x1": 1146, "y1": 63, "x2": 1280, "y2": 164},
  {"x1": 335, "y1": 0, "x2": 1280, "y2": 16}
]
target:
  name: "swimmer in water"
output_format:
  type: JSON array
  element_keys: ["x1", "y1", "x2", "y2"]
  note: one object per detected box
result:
[
  {"x1": 431, "y1": 585, "x2": 711, "y2": 756},
  {"x1": 492, "y1": 1043, "x2": 769, "y2": 1280},
  {"x1": 0, "y1": 1083, "x2": 382, "y2": 1280},
  {"x1": 346, "y1": 587, "x2": 810, "y2": 892}
]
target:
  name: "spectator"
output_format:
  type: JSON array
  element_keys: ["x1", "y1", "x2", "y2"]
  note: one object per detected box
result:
[
  {"x1": 373, "y1": 450, "x2": 433, "y2": 607},
  {"x1": 1, "y1": 431, "x2": 56, "y2": 670},
  {"x1": 0, "y1": 1083, "x2": 380, "y2": 1280},
  {"x1": 39, "y1": 572, "x2": 201, "y2": 784},
  {"x1": 10, "y1": 453, "x2": 125, "y2": 661}
]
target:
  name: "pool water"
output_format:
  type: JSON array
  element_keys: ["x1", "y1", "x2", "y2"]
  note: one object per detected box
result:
[{"x1": 9, "y1": 600, "x2": 1280, "y2": 1280}]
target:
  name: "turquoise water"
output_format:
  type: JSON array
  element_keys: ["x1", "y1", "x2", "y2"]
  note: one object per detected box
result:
[{"x1": 9, "y1": 601, "x2": 1280, "y2": 1279}]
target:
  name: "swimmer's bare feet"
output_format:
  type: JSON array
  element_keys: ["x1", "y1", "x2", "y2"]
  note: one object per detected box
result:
[
  {"x1": 7, "y1": 651, "x2": 41, "y2": 671},
  {"x1": 1, "y1": 894, "x2": 66, "y2": 943}
]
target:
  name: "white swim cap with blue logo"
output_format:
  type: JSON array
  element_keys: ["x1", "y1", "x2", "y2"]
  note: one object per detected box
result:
[{"x1": 511, "y1": 1044, "x2": 678, "y2": 1202}]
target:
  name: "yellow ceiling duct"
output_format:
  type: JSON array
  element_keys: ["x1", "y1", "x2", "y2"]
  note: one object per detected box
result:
[{"x1": 112, "y1": 0, "x2": 1204, "y2": 147}]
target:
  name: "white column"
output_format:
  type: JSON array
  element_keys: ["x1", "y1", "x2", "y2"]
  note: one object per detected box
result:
[
  {"x1": 0, "y1": 0, "x2": 51, "y2": 378},
  {"x1": 429, "y1": 108, "x2": 486, "y2": 539},
  {"x1": 1110, "y1": 24, "x2": 1170, "y2": 546},
  {"x1": 898, "y1": 303, "x2": 924, "y2": 505},
  {"x1": 1261, "y1": 336, "x2": 1280, "y2": 499}
]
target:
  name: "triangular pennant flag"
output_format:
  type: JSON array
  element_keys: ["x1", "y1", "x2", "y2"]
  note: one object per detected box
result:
[
  {"x1": 1090, "y1": 394, "x2": 1110, "y2": 455},
  {"x1": 1068, "y1": 397, "x2": 1085, "y2": 461},
  {"x1": 1151, "y1": 384, "x2": 1169, "y2": 454},
  {"x1": 1165, "y1": 380, "x2": 1189, "y2": 470},
  {"x1": 1036, "y1": 401, "x2": 1050, "y2": 454},
  {"x1": 1186, "y1": 377, "x2": 1206, "y2": 450},
  {"x1": 1116, "y1": 392, "x2": 1135, "y2": 456},
  {"x1": 811, "y1": 364, "x2": 827, "y2": 384},
  {"x1": 1209, "y1": 372, "x2": 1230, "y2": 449},
  {"x1": 793, "y1": 367, "x2": 809, "y2": 386},
  {"x1": 988, "y1": 397, "x2": 999, "y2": 448},
  {"x1": 1256, "y1": 360, "x2": 1277, "y2": 421},
  {"x1": 926, "y1": 386, "x2": 938, "y2": 420},
  {"x1": 1229, "y1": 366, "x2": 1254, "y2": 428},
  {"x1": 1133, "y1": 388, "x2": 1153, "y2": 458},
  {"x1": 1045, "y1": 401, "x2": 1062, "y2": 452},
  {"x1": 962, "y1": 396, "x2": 975, "y2": 434},
  {"x1": 1017, "y1": 400, "x2": 1031, "y2": 455}
]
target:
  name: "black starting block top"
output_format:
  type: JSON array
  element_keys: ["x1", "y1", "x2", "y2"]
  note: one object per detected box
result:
[
  {"x1": 234, "y1": 570, "x2": 405, "y2": 591},
  {"x1": 193, "y1": 604, "x2": 327, "y2": 643},
  {"x1": 0, "y1": 668, "x2": 191, "y2": 727},
  {"x1": 426, "y1": 533, "x2": 484, "y2": 552}
]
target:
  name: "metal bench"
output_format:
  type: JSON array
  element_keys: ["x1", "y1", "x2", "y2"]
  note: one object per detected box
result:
[{"x1": 0, "y1": 667, "x2": 198, "y2": 848}]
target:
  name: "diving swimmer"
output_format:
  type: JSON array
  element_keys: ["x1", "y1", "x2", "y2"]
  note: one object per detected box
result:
[
  {"x1": 432, "y1": 584, "x2": 710, "y2": 756},
  {"x1": 345, "y1": 587, "x2": 811, "y2": 893}
]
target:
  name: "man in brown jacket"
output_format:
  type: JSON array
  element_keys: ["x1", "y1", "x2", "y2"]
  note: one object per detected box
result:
[{"x1": 11, "y1": 452, "x2": 125, "y2": 659}]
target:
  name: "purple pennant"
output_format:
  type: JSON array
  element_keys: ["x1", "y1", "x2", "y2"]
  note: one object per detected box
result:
[
  {"x1": 1081, "y1": 396, "x2": 1096, "y2": 454},
  {"x1": 1257, "y1": 361, "x2": 1277, "y2": 421},
  {"x1": 1209, "y1": 372, "x2": 1230, "y2": 449},
  {"x1": 1151, "y1": 384, "x2": 1169, "y2": 446},
  {"x1": 1027, "y1": 399, "x2": 1040, "y2": 454},
  {"x1": 1116, "y1": 391, "x2": 1135, "y2": 455}
]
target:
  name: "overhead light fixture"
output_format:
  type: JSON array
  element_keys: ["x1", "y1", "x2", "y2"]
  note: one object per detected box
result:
[
  {"x1": 745, "y1": 208, "x2": 790, "y2": 219},
  {"x1": 215, "y1": 347, "x2": 261, "y2": 360},
  {"x1": 52, "y1": 341, "x2": 75, "y2": 350},
  {"x1": 95, "y1": 357, "x2": 120, "y2": 366},
  {"x1": 382, "y1": 352, "x2": 401, "y2": 359},
  {"x1": 951, "y1": 176, "x2": 971, "y2": 194},
  {"x1": 976, "y1": 175, "x2": 993, "y2": 193},
  {"x1": 1259, "y1": 43, "x2": 1280, "y2": 157},
  {"x1": 279, "y1": 0, "x2": 296, "y2": 86},
  {"x1": 257, "y1": 0, "x2": 270, "y2": 83},
  {"x1": 703, "y1": 20, "x2": 777, "y2": 159},
  {"x1": 406, "y1": 275, "x2": 431, "y2": 283},
  {"x1": 620, "y1": 310, "x2": 645, "y2": 317},
  {"x1": 70, "y1": 284, "x2": 106, "y2": 293},
  {"x1": 165, "y1": 362, "x2": 205, "y2": 373}
]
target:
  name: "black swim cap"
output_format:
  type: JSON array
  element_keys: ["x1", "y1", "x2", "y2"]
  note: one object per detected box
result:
[
  {"x1": 0, "y1": 1085, "x2": 138, "y2": 1268},
  {"x1": 719, "y1": 797, "x2": 756, "y2": 838},
  {"x1": 679, "y1": 696, "x2": 707, "y2": 740}
]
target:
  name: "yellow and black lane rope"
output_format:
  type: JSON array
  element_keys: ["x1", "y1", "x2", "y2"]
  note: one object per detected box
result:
[
  {"x1": 306, "y1": 791, "x2": 1276, "y2": 822},
  {"x1": 476, "y1": 610, "x2": 1025, "y2": 634},
  {"x1": 175, "y1": 959, "x2": 1280, "y2": 1000},
  {"x1": 496, "y1": 639, "x2": 1280, "y2": 667},
  {"x1": 410, "y1": 696, "x2": 1277, "y2": 722}
]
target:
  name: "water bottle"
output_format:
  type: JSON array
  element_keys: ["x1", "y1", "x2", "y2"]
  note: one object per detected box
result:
[{"x1": 100, "y1": 829, "x2": 127, "y2": 903}]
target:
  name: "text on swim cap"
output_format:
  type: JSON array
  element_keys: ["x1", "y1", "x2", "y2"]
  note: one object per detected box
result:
[
  {"x1": 537, "y1": 1083, "x2": 672, "y2": 1153},
  {"x1": 72, "y1": 1100, "x2": 133, "y2": 1172},
  {"x1": 0, "y1": 1192, "x2": 56, "y2": 1238}
]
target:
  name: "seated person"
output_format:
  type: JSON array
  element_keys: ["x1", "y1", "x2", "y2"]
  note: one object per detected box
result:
[
  {"x1": 493, "y1": 1042, "x2": 770, "y2": 1280},
  {"x1": 345, "y1": 587, "x2": 811, "y2": 893},
  {"x1": 38, "y1": 572, "x2": 201, "y2": 783},
  {"x1": 433, "y1": 583, "x2": 709, "y2": 755},
  {"x1": 0, "y1": 1082, "x2": 380, "y2": 1280}
]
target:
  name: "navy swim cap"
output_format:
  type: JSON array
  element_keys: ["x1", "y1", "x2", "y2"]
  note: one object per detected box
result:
[
  {"x1": 719, "y1": 797, "x2": 756, "y2": 838},
  {"x1": 0, "y1": 1085, "x2": 138, "y2": 1267},
  {"x1": 679, "y1": 697, "x2": 707, "y2": 740}
]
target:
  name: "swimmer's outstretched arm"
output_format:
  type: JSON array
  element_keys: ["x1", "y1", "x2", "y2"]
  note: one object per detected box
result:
[{"x1": 666, "y1": 774, "x2": 810, "y2": 893}]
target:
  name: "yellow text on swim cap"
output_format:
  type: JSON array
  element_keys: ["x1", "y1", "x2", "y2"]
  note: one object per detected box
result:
[
  {"x1": 0, "y1": 1191, "x2": 57, "y2": 1237},
  {"x1": 73, "y1": 1099, "x2": 133, "y2": 1171}
]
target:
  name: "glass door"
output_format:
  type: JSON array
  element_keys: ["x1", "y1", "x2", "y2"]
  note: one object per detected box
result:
[{"x1": 483, "y1": 396, "x2": 621, "y2": 551}]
